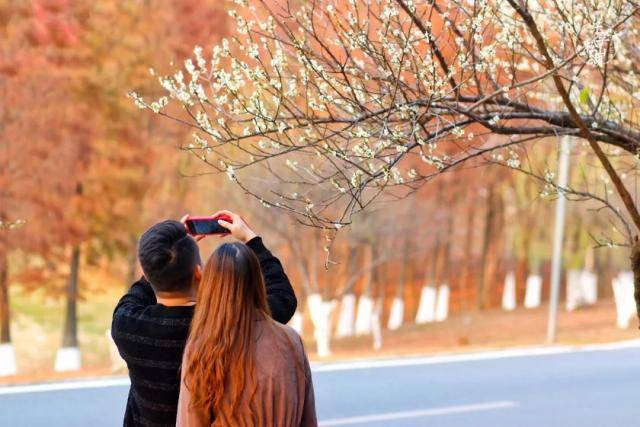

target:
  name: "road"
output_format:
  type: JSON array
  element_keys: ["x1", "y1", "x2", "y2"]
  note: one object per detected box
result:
[{"x1": 1, "y1": 341, "x2": 640, "y2": 426}]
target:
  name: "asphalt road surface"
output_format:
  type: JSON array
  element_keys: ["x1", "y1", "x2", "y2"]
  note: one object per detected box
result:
[{"x1": 2, "y1": 341, "x2": 639, "y2": 426}]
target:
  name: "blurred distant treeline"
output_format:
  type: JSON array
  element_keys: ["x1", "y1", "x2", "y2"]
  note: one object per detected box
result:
[{"x1": 0, "y1": 0, "x2": 630, "y2": 358}]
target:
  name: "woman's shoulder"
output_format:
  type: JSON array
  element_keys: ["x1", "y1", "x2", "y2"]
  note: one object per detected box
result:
[
  {"x1": 270, "y1": 318, "x2": 302, "y2": 341},
  {"x1": 258, "y1": 317, "x2": 304, "y2": 351},
  {"x1": 254, "y1": 319, "x2": 310, "y2": 385}
]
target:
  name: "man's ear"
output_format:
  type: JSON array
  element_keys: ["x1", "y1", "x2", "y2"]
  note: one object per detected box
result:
[{"x1": 193, "y1": 264, "x2": 202, "y2": 288}]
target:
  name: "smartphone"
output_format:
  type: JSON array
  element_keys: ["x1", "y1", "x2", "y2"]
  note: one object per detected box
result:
[{"x1": 184, "y1": 217, "x2": 230, "y2": 235}]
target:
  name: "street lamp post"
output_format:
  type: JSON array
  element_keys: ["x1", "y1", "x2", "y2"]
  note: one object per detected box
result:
[{"x1": 547, "y1": 136, "x2": 572, "y2": 344}]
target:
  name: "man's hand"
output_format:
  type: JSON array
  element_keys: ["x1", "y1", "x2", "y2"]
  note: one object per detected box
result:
[{"x1": 212, "y1": 210, "x2": 257, "y2": 243}]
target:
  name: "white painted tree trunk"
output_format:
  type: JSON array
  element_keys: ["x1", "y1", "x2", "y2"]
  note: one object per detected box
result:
[
  {"x1": 335, "y1": 293, "x2": 356, "y2": 338},
  {"x1": 54, "y1": 347, "x2": 81, "y2": 372},
  {"x1": 415, "y1": 285, "x2": 437, "y2": 324},
  {"x1": 307, "y1": 294, "x2": 336, "y2": 358},
  {"x1": 524, "y1": 275, "x2": 542, "y2": 308},
  {"x1": 371, "y1": 299, "x2": 383, "y2": 350},
  {"x1": 581, "y1": 270, "x2": 598, "y2": 305},
  {"x1": 355, "y1": 295, "x2": 374, "y2": 335},
  {"x1": 501, "y1": 272, "x2": 517, "y2": 311},
  {"x1": 434, "y1": 285, "x2": 449, "y2": 322},
  {"x1": 566, "y1": 269, "x2": 597, "y2": 311},
  {"x1": 387, "y1": 297, "x2": 404, "y2": 330},
  {"x1": 566, "y1": 269, "x2": 583, "y2": 311},
  {"x1": 0, "y1": 343, "x2": 17, "y2": 376},
  {"x1": 612, "y1": 272, "x2": 635, "y2": 329},
  {"x1": 289, "y1": 311, "x2": 304, "y2": 336}
]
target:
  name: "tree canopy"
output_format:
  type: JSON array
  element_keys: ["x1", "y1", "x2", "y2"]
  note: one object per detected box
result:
[{"x1": 134, "y1": 0, "x2": 640, "y2": 246}]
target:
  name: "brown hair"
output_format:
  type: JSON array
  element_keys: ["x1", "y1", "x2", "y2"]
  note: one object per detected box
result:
[{"x1": 183, "y1": 242, "x2": 270, "y2": 423}]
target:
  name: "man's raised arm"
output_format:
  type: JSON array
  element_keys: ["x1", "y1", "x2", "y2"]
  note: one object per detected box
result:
[
  {"x1": 216, "y1": 210, "x2": 297, "y2": 324},
  {"x1": 247, "y1": 236, "x2": 297, "y2": 323}
]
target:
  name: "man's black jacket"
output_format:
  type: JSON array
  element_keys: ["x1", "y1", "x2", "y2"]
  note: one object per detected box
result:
[{"x1": 111, "y1": 237, "x2": 297, "y2": 426}]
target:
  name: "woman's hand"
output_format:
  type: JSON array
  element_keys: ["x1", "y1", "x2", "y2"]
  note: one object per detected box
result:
[{"x1": 212, "y1": 210, "x2": 257, "y2": 243}]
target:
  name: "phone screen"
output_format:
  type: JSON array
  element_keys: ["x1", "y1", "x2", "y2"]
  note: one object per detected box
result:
[{"x1": 186, "y1": 219, "x2": 228, "y2": 235}]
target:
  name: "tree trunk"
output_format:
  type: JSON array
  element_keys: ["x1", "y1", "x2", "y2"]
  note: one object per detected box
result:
[
  {"x1": 428, "y1": 236, "x2": 440, "y2": 285},
  {"x1": 310, "y1": 230, "x2": 320, "y2": 296},
  {"x1": 461, "y1": 198, "x2": 475, "y2": 311},
  {"x1": 0, "y1": 248, "x2": 10, "y2": 344},
  {"x1": 515, "y1": 257, "x2": 528, "y2": 302},
  {"x1": 388, "y1": 242, "x2": 410, "y2": 330},
  {"x1": 355, "y1": 243, "x2": 376, "y2": 335},
  {"x1": 336, "y1": 242, "x2": 360, "y2": 337},
  {"x1": 371, "y1": 250, "x2": 384, "y2": 348},
  {"x1": 479, "y1": 187, "x2": 505, "y2": 309},
  {"x1": 62, "y1": 246, "x2": 81, "y2": 348},
  {"x1": 415, "y1": 234, "x2": 440, "y2": 323},
  {"x1": 478, "y1": 187, "x2": 496, "y2": 310},
  {"x1": 516, "y1": 218, "x2": 533, "y2": 299},
  {"x1": 596, "y1": 247, "x2": 611, "y2": 299},
  {"x1": 439, "y1": 215, "x2": 454, "y2": 285},
  {"x1": 362, "y1": 243, "x2": 374, "y2": 296},
  {"x1": 397, "y1": 244, "x2": 409, "y2": 298},
  {"x1": 631, "y1": 240, "x2": 640, "y2": 328},
  {"x1": 307, "y1": 293, "x2": 336, "y2": 357}
]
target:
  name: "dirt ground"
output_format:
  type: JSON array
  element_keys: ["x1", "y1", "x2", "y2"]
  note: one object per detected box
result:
[
  {"x1": 1, "y1": 298, "x2": 637, "y2": 386},
  {"x1": 312, "y1": 299, "x2": 639, "y2": 360}
]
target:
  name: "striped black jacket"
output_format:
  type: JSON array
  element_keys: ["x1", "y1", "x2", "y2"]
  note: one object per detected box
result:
[{"x1": 111, "y1": 237, "x2": 297, "y2": 426}]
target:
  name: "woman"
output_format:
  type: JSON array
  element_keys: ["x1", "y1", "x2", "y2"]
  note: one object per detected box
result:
[{"x1": 177, "y1": 241, "x2": 316, "y2": 427}]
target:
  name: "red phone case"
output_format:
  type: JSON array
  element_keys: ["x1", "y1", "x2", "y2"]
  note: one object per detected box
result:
[{"x1": 184, "y1": 214, "x2": 232, "y2": 235}]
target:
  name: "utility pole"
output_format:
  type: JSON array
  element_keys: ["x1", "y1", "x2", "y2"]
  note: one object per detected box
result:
[{"x1": 547, "y1": 136, "x2": 572, "y2": 344}]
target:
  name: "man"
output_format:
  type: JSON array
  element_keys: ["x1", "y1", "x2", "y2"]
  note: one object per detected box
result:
[{"x1": 111, "y1": 211, "x2": 297, "y2": 426}]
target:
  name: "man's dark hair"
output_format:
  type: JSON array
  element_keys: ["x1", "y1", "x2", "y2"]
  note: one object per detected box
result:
[{"x1": 138, "y1": 220, "x2": 201, "y2": 293}]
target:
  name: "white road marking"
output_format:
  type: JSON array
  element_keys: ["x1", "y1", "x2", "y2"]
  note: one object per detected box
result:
[
  {"x1": 312, "y1": 338, "x2": 640, "y2": 372},
  {"x1": 0, "y1": 377, "x2": 130, "y2": 395},
  {"x1": 318, "y1": 401, "x2": 519, "y2": 426},
  {"x1": 1, "y1": 339, "x2": 639, "y2": 395}
]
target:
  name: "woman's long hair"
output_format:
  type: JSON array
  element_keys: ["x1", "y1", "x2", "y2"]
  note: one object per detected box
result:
[{"x1": 183, "y1": 242, "x2": 270, "y2": 423}]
